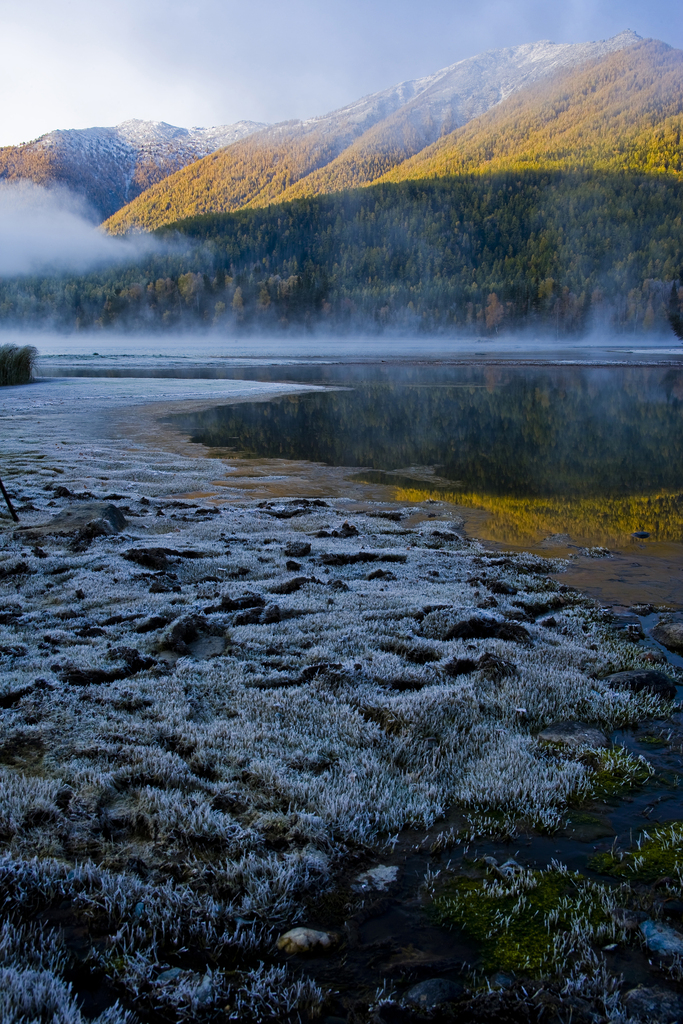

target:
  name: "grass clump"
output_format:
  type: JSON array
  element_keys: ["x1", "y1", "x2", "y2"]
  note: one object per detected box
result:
[
  {"x1": 589, "y1": 822, "x2": 683, "y2": 883},
  {"x1": 0, "y1": 344, "x2": 37, "y2": 386},
  {"x1": 430, "y1": 863, "x2": 614, "y2": 975},
  {"x1": 584, "y1": 747, "x2": 655, "y2": 800}
]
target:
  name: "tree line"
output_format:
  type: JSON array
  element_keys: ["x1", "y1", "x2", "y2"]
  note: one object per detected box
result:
[{"x1": 2, "y1": 171, "x2": 683, "y2": 336}]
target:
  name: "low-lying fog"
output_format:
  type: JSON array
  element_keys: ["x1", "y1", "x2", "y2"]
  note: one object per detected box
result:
[{"x1": 2, "y1": 327, "x2": 682, "y2": 367}]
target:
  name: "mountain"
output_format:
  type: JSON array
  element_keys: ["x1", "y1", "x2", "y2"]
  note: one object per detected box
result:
[
  {"x1": 102, "y1": 31, "x2": 640, "y2": 234},
  {"x1": 380, "y1": 39, "x2": 683, "y2": 183},
  {"x1": 0, "y1": 119, "x2": 267, "y2": 219}
]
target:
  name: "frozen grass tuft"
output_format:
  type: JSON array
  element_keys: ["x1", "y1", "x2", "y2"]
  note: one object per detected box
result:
[
  {"x1": 0, "y1": 434, "x2": 678, "y2": 1020},
  {"x1": 0, "y1": 344, "x2": 37, "y2": 386}
]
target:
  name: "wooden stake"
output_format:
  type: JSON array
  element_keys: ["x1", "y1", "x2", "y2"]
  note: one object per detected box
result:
[{"x1": 0, "y1": 476, "x2": 19, "y2": 522}]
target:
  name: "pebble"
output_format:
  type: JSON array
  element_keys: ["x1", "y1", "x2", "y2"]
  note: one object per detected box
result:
[
  {"x1": 353, "y1": 864, "x2": 399, "y2": 892},
  {"x1": 156, "y1": 967, "x2": 183, "y2": 983},
  {"x1": 404, "y1": 978, "x2": 464, "y2": 1008},
  {"x1": 277, "y1": 927, "x2": 337, "y2": 954},
  {"x1": 537, "y1": 720, "x2": 609, "y2": 748}
]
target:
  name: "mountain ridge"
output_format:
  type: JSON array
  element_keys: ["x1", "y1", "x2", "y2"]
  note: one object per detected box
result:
[
  {"x1": 102, "y1": 31, "x2": 642, "y2": 234},
  {"x1": 378, "y1": 39, "x2": 683, "y2": 184},
  {"x1": 0, "y1": 118, "x2": 267, "y2": 219}
]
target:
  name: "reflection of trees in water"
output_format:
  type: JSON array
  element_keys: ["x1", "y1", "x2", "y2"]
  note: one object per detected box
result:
[
  {"x1": 391, "y1": 486, "x2": 683, "y2": 545},
  {"x1": 172, "y1": 366, "x2": 683, "y2": 499}
]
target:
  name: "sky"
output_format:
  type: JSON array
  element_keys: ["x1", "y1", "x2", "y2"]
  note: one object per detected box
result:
[{"x1": 1, "y1": 0, "x2": 681, "y2": 147}]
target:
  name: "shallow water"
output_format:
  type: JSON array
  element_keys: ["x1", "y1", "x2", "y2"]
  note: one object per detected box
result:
[
  {"x1": 27, "y1": 354, "x2": 683, "y2": 610},
  {"x1": 162, "y1": 360, "x2": 683, "y2": 610}
]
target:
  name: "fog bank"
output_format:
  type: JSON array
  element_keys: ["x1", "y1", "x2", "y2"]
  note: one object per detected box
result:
[{"x1": 0, "y1": 182, "x2": 159, "y2": 276}]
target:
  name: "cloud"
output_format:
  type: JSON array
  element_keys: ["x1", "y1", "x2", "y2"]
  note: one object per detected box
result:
[
  {"x1": 0, "y1": 183, "x2": 158, "y2": 276},
  {"x1": 0, "y1": 0, "x2": 679, "y2": 146}
]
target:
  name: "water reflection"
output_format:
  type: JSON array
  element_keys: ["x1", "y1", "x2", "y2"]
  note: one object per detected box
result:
[{"x1": 168, "y1": 364, "x2": 683, "y2": 546}]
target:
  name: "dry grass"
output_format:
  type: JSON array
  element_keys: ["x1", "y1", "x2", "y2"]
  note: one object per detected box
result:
[{"x1": 0, "y1": 344, "x2": 37, "y2": 387}]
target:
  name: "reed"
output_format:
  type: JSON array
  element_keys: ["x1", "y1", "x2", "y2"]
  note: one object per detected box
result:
[{"x1": 0, "y1": 344, "x2": 37, "y2": 386}]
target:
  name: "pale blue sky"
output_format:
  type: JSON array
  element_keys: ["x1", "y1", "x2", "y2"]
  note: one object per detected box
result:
[{"x1": 1, "y1": 0, "x2": 680, "y2": 146}]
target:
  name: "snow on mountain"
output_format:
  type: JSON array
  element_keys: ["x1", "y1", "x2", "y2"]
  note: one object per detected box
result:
[
  {"x1": 38, "y1": 118, "x2": 267, "y2": 156},
  {"x1": 296, "y1": 30, "x2": 642, "y2": 142},
  {"x1": 1, "y1": 119, "x2": 268, "y2": 220},
  {"x1": 2, "y1": 30, "x2": 643, "y2": 225}
]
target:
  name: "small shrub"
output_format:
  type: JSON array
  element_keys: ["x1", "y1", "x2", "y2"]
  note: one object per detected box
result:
[{"x1": 0, "y1": 345, "x2": 37, "y2": 386}]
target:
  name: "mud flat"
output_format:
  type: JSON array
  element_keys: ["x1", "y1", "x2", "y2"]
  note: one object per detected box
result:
[{"x1": 2, "y1": 385, "x2": 683, "y2": 1022}]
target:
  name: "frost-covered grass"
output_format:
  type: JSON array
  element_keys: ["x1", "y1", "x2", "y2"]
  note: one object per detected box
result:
[
  {"x1": 0, "y1": 343, "x2": 37, "y2": 386},
  {"x1": 589, "y1": 822, "x2": 683, "y2": 883},
  {"x1": 429, "y1": 860, "x2": 621, "y2": 975},
  {"x1": 0, "y1": 435, "x2": 674, "y2": 1021}
]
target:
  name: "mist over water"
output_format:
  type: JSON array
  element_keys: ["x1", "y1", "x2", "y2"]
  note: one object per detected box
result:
[{"x1": 6, "y1": 332, "x2": 683, "y2": 552}]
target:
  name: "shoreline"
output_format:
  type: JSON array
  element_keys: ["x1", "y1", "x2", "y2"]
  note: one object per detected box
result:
[
  {"x1": 2, "y1": 373, "x2": 683, "y2": 1021},
  {"x1": 2, "y1": 425, "x2": 683, "y2": 1021}
]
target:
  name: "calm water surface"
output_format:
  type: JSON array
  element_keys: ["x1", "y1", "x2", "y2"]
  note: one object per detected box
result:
[{"x1": 44, "y1": 357, "x2": 683, "y2": 608}]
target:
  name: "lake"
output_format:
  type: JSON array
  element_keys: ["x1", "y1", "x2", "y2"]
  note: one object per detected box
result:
[{"x1": 33, "y1": 348, "x2": 683, "y2": 610}]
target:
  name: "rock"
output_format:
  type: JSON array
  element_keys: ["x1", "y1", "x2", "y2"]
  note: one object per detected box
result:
[
  {"x1": 404, "y1": 978, "x2": 464, "y2": 1009},
  {"x1": 21, "y1": 502, "x2": 127, "y2": 538},
  {"x1": 271, "y1": 576, "x2": 316, "y2": 595},
  {"x1": 123, "y1": 546, "x2": 175, "y2": 570},
  {"x1": 623, "y1": 985, "x2": 683, "y2": 1022},
  {"x1": 218, "y1": 592, "x2": 265, "y2": 613},
  {"x1": 157, "y1": 967, "x2": 183, "y2": 983},
  {"x1": 652, "y1": 621, "x2": 683, "y2": 654},
  {"x1": 262, "y1": 603, "x2": 281, "y2": 624},
  {"x1": 497, "y1": 858, "x2": 523, "y2": 878},
  {"x1": 284, "y1": 540, "x2": 311, "y2": 558},
  {"x1": 161, "y1": 615, "x2": 224, "y2": 657},
  {"x1": 640, "y1": 919, "x2": 683, "y2": 954},
  {"x1": 445, "y1": 616, "x2": 532, "y2": 646},
  {"x1": 353, "y1": 865, "x2": 399, "y2": 892},
  {"x1": 367, "y1": 568, "x2": 396, "y2": 580},
  {"x1": 538, "y1": 721, "x2": 609, "y2": 748},
  {"x1": 195, "y1": 974, "x2": 213, "y2": 1004},
  {"x1": 277, "y1": 927, "x2": 337, "y2": 954},
  {"x1": 612, "y1": 907, "x2": 648, "y2": 930},
  {"x1": 604, "y1": 669, "x2": 677, "y2": 701},
  {"x1": 490, "y1": 973, "x2": 514, "y2": 989}
]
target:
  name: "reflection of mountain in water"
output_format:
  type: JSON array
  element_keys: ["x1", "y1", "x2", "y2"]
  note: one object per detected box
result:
[{"x1": 170, "y1": 365, "x2": 683, "y2": 501}]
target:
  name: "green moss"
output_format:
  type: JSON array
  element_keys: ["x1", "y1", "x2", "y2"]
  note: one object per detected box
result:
[
  {"x1": 589, "y1": 822, "x2": 683, "y2": 883},
  {"x1": 584, "y1": 748, "x2": 654, "y2": 800},
  {"x1": 639, "y1": 734, "x2": 668, "y2": 748},
  {"x1": 431, "y1": 865, "x2": 612, "y2": 975}
]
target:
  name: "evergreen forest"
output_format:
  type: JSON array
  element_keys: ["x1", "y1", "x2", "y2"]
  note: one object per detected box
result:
[{"x1": 3, "y1": 171, "x2": 683, "y2": 337}]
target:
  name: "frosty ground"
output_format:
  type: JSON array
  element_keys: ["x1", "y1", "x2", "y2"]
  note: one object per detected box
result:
[{"x1": 0, "y1": 378, "x2": 680, "y2": 1023}]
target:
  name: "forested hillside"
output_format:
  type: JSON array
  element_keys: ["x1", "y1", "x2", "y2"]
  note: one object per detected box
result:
[
  {"x1": 103, "y1": 34, "x2": 637, "y2": 234},
  {"x1": 3, "y1": 172, "x2": 683, "y2": 336},
  {"x1": 383, "y1": 40, "x2": 683, "y2": 183}
]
